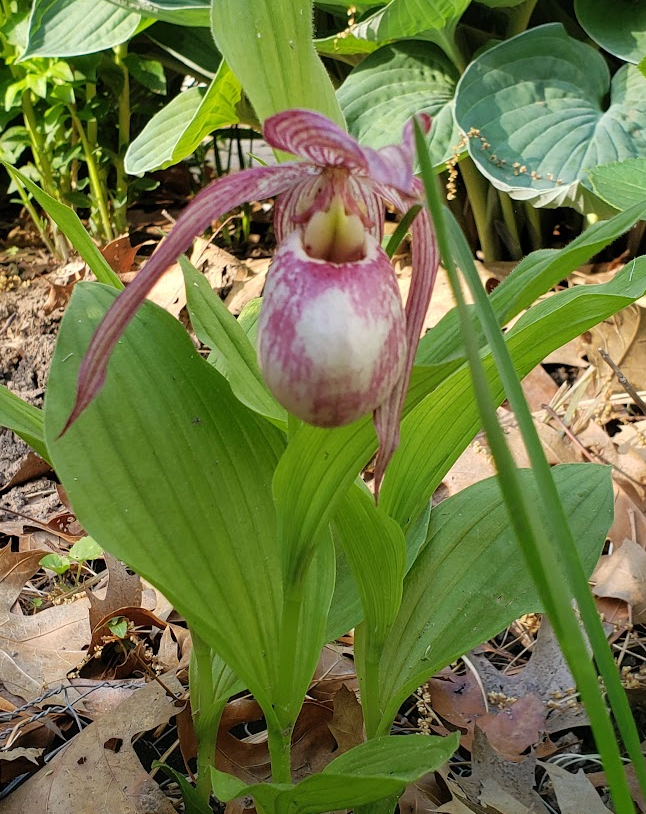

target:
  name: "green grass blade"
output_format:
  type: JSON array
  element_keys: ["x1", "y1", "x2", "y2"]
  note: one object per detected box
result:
[{"x1": 414, "y1": 119, "x2": 641, "y2": 813}]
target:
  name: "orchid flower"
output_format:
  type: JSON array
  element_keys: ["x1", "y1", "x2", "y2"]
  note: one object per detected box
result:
[{"x1": 63, "y1": 109, "x2": 439, "y2": 493}]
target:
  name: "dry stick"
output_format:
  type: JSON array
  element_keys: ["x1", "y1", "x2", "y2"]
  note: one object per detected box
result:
[
  {"x1": 542, "y1": 403, "x2": 645, "y2": 490},
  {"x1": 597, "y1": 348, "x2": 646, "y2": 415}
]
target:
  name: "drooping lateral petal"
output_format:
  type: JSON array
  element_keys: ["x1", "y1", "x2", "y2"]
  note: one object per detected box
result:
[
  {"x1": 373, "y1": 185, "x2": 439, "y2": 496},
  {"x1": 61, "y1": 163, "x2": 316, "y2": 434},
  {"x1": 361, "y1": 114, "x2": 432, "y2": 197},
  {"x1": 264, "y1": 108, "x2": 371, "y2": 171}
]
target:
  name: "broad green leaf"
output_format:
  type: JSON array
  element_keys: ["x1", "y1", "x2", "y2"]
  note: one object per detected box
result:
[
  {"x1": 40, "y1": 553, "x2": 70, "y2": 574},
  {"x1": 154, "y1": 764, "x2": 214, "y2": 814},
  {"x1": 105, "y1": 0, "x2": 209, "y2": 25},
  {"x1": 454, "y1": 24, "x2": 646, "y2": 211},
  {"x1": 350, "y1": 0, "x2": 470, "y2": 44},
  {"x1": 315, "y1": 32, "x2": 380, "y2": 57},
  {"x1": 640, "y1": 55, "x2": 646, "y2": 81},
  {"x1": 123, "y1": 54, "x2": 166, "y2": 94},
  {"x1": 575, "y1": 0, "x2": 646, "y2": 64},
  {"x1": 376, "y1": 464, "x2": 611, "y2": 732},
  {"x1": 125, "y1": 62, "x2": 242, "y2": 175},
  {"x1": 589, "y1": 159, "x2": 646, "y2": 212},
  {"x1": 68, "y1": 536, "x2": 102, "y2": 562},
  {"x1": 474, "y1": 0, "x2": 526, "y2": 5},
  {"x1": 338, "y1": 41, "x2": 460, "y2": 167},
  {"x1": 1, "y1": 164, "x2": 123, "y2": 290},
  {"x1": 417, "y1": 199, "x2": 646, "y2": 368},
  {"x1": 236, "y1": 298, "x2": 262, "y2": 347},
  {"x1": 181, "y1": 256, "x2": 286, "y2": 425},
  {"x1": 0, "y1": 384, "x2": 50, "y2": 464},
  {"x1": 210, "y1": 0, "x2": 344, "y2": 128},
  {"x1": 212, "y1": 733, "x2": 459, "y2": 813},
  {"x1": 44, "y1": 284, "x2": 286, "y2": 718},
  {"x1": 333, "y1": 484, "x2": 405, "y2": 647},
  {"x1": 145, "y1": 22, "x2": 221, "y2": 78},
  {"x1": 23, "y1": 0, "x2": 141, "y2": 58},
  {"x1": 382, "y1": 258, "x2": 646, "y2": 529}
]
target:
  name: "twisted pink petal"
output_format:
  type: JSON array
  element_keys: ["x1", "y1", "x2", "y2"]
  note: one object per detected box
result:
[{"x1": 61, "y1": 163, "x2": 316, "y2": 434}]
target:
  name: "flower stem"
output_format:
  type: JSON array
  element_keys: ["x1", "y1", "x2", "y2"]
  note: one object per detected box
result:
[
  {"x1": 113, "y1": 44, "x2": 130, "y2": 235},
  {"x1": 459, "y1": 156, "x2": 497, "y2": 262},
  {"x1": 14, "y1": 181, "x2": 56, "y2": 256},
  {"x1": 190, "y1": 633, "x2": 220, "y2": 804}
]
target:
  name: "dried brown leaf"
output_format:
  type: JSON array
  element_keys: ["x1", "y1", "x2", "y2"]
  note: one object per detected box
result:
[
  {"x1": 592, "y1": 539, "x2": 646, "y2": 621},
  {"x1": 327, "y1": 684, "x2": 364, "y2": 754},
  {"x1": 1, "y1": 676, "x2": 183, "y2": 814},
  {"x1": 310, "y1": 644, "x2": 357, "y2": 701},
  {"x1": 541, "y1": 763, "x2": 612, "y2": 814},
  {"x1": 87, "y1": 554, "x2": 142, "y2": 632}
]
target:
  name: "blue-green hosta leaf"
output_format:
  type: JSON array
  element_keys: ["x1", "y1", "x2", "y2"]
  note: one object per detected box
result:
[
  {"x1": 589, "y1": 158, "x2": 646, "y2": 211},
  {"x1": 125, "y1": 62, "x2": 241, "y2": 174},
  {"x1": 24, "y1": 0, "x2": 141, "y2": 58},
  {"x1": 45, "y1": 284, "x2": 286, "y2": 718},
  {"x1": 575, "y1": 0, "x2": 646, "y2": 64},
  {"x1": 338, "y1": 41, "x2": 461, "y2": 167},
  {"x1": 104, "y1": 0, "x2": 209, "y2": 25},
  {"x1": 212, "y1": 732, "x2": 459, "y2": 813},
  {"x1": 376, "y1": 464, "x2": 611, "y2": 732},
  {"x1": 454, "y1": 24, "x2": 646, "y2": 211}
]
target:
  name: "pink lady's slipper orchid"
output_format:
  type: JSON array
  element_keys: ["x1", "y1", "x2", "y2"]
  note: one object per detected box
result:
[{"x1": 64, "y1": 109, "x2": 439, "y2": 492}]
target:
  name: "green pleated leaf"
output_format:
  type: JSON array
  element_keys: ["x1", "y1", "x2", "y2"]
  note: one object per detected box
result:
[
  {"x1": 146, "y1": 22, "x2": 221, "y2": 78},
  {"x1": 0, "y1": 385, "x2": 50, "y2": 464},
  {"x1": 210, "y1": 0, "x2": 344, "y2": 127},
  {"x1": 350, "y1": 0, "x2": 470, "y2": 43},
  {"x1": 376, "y1": 464, "x2": 611, "y2": 733},
  {"x1": 23, "y1": 0, "x2": 141, "y2": 58},
  {"x1": 454, "y1": 24, "x2": 646, "y2": 211},
  {"x1": 338, "y1": 41, "x2": 460, "y2": 167},
  {"x1": 105, "y1": 0, "x2": 209, "y2": 26},
  {"x1": 589, "y1": 158, "x2": 646, "y2": 211},
  {"x1": 381, "y1": 257, "x2": 646, "y2": 530},
  {"x1": 44, "y1": 284, "x2": 286, "y2": 715},
  {"x1": 1, "y1": 164, "x2": 123, "y2": 289},
  {"x1": 575, "y1": 0, "x2": 646, "y2": 64},
  {"x1": 212, "y1": 732, "x2": 459, "y2": 813},
  {"x1": 334, "y1": 484, "x2": 405, "y2": 647},
  {"x1": 125, "y1": 62, "x2": 241, "y2": 175},
  {"x1": 181, "y1": 257, "x2": 286, "y2": 425}
]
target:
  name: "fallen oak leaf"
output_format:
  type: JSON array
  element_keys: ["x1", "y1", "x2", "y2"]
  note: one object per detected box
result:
[
  {"x1": 541, "y1": 762, "x2": 612, "y2": 814},
  {"x1": 592, "y1": 539, "x2": 646, "y2": 622},
  {"x1": 0, "y1": 675, "x2": 183, "y2": 814},
  {"x1": 327, "y1": 683, "x2": 364, "y2": 754}
]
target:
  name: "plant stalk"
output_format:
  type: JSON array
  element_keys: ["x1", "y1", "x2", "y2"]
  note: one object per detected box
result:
[
  {"x1": 113, "y1": 44, "x2": 130, "y2": 235},
  {"x1": 68, "y1": 107, "x2": 114, "y2": 242},
  {"x1": 459, "y1": 156, "x2": 497, "y2": 262},
  {"x1": 190, "y1": 633, "x2": 221, "y2": 804},
  {"x1": 506, "y1": 0, "x2": 539, "y2": 38},
  {"x1": 14, "y1": 181, "x2": 57, "y2": 256}
]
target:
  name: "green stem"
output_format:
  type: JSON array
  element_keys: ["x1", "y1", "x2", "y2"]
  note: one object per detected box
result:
[
  {"x1": 14, "y1": 182, "x2": 56, "y2": 256},
  {"x1": 21, "y1": 90, "x2": 57, "y2": 198},
  {"x1": 356, "y1": 626, "x2": 380, "y2": 739},
  {"x1": 432, "y1": 27, "x2": 467, "y2": 73},
  {"x1": 459, "y1": 156, "x2": 498, "y2": 262},
  {"x1": 69, "y1": 107, "x2": 114, "y2": 242},
  {"x1": 506, "y1": 0, "x2": 539, "y2": 38},
  {"x1": 415, "y1": 120, "x2": 641, "y2": 813},
  {"x1": 190, "y1": 633, "x2": 220, "y2": 804},
  {"x1": 113, "y1": 44, "x2": 130, "y2": 235},
  {"x1": 497, "y1": 191, "x2": 522, "y2": 260},
  {"x1": 523, "y1": 201, "x2": 542, "y2": 252},
  {"x1": 85, "y1": 82, "x2": 98, "y2": 145}
]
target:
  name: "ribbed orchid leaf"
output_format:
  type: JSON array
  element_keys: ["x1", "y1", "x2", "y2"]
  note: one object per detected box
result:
[
  {"x1": 210, "y1": 0, "x2": 344, "y2": 127},
  {"x1": 23, "y1": 0, "x2": 141, "y2": 58},
  {"x1": 0, "y1": 385, "x2": 50, "y2": 465},
  {"x1": 181, "y1": 256, "x2": 286, "y2": 425},
  {"x1": 45, "y1": 284, "x2": 287, "y2": 718},
  {"x1": 381, "y1": 256, "x2": 646, "y2": 531},
  {"x1": 575, "y1": 0, "x2": 646, "y2": 64},
  {"x1": 376, "y1": 464, "x2": 612, "y2": 733},
  {"x1": 454, "y1": 24, "x2": 646, "y2": 211},
  {"x1": 62, "y1": 163, "x2": 312, "y2": 432},
  {"x1": 212, "y1": 733, "x2": 459, "y2": 813}
]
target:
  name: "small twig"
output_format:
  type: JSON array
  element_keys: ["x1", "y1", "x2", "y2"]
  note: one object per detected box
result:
[
  {"x1": 542, "y1": 404, "x2": 645, "y2": 489},
  {"x1": 132, "y1": 652, "x2": 185, "y2": 702},
  {"x1": 598, "y1": 348, "x2": 646, "y2": 414}
]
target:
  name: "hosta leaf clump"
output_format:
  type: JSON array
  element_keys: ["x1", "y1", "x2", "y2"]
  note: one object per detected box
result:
[{"x1": 454, "y1": 24, "x2": 646, "y2": 211}]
